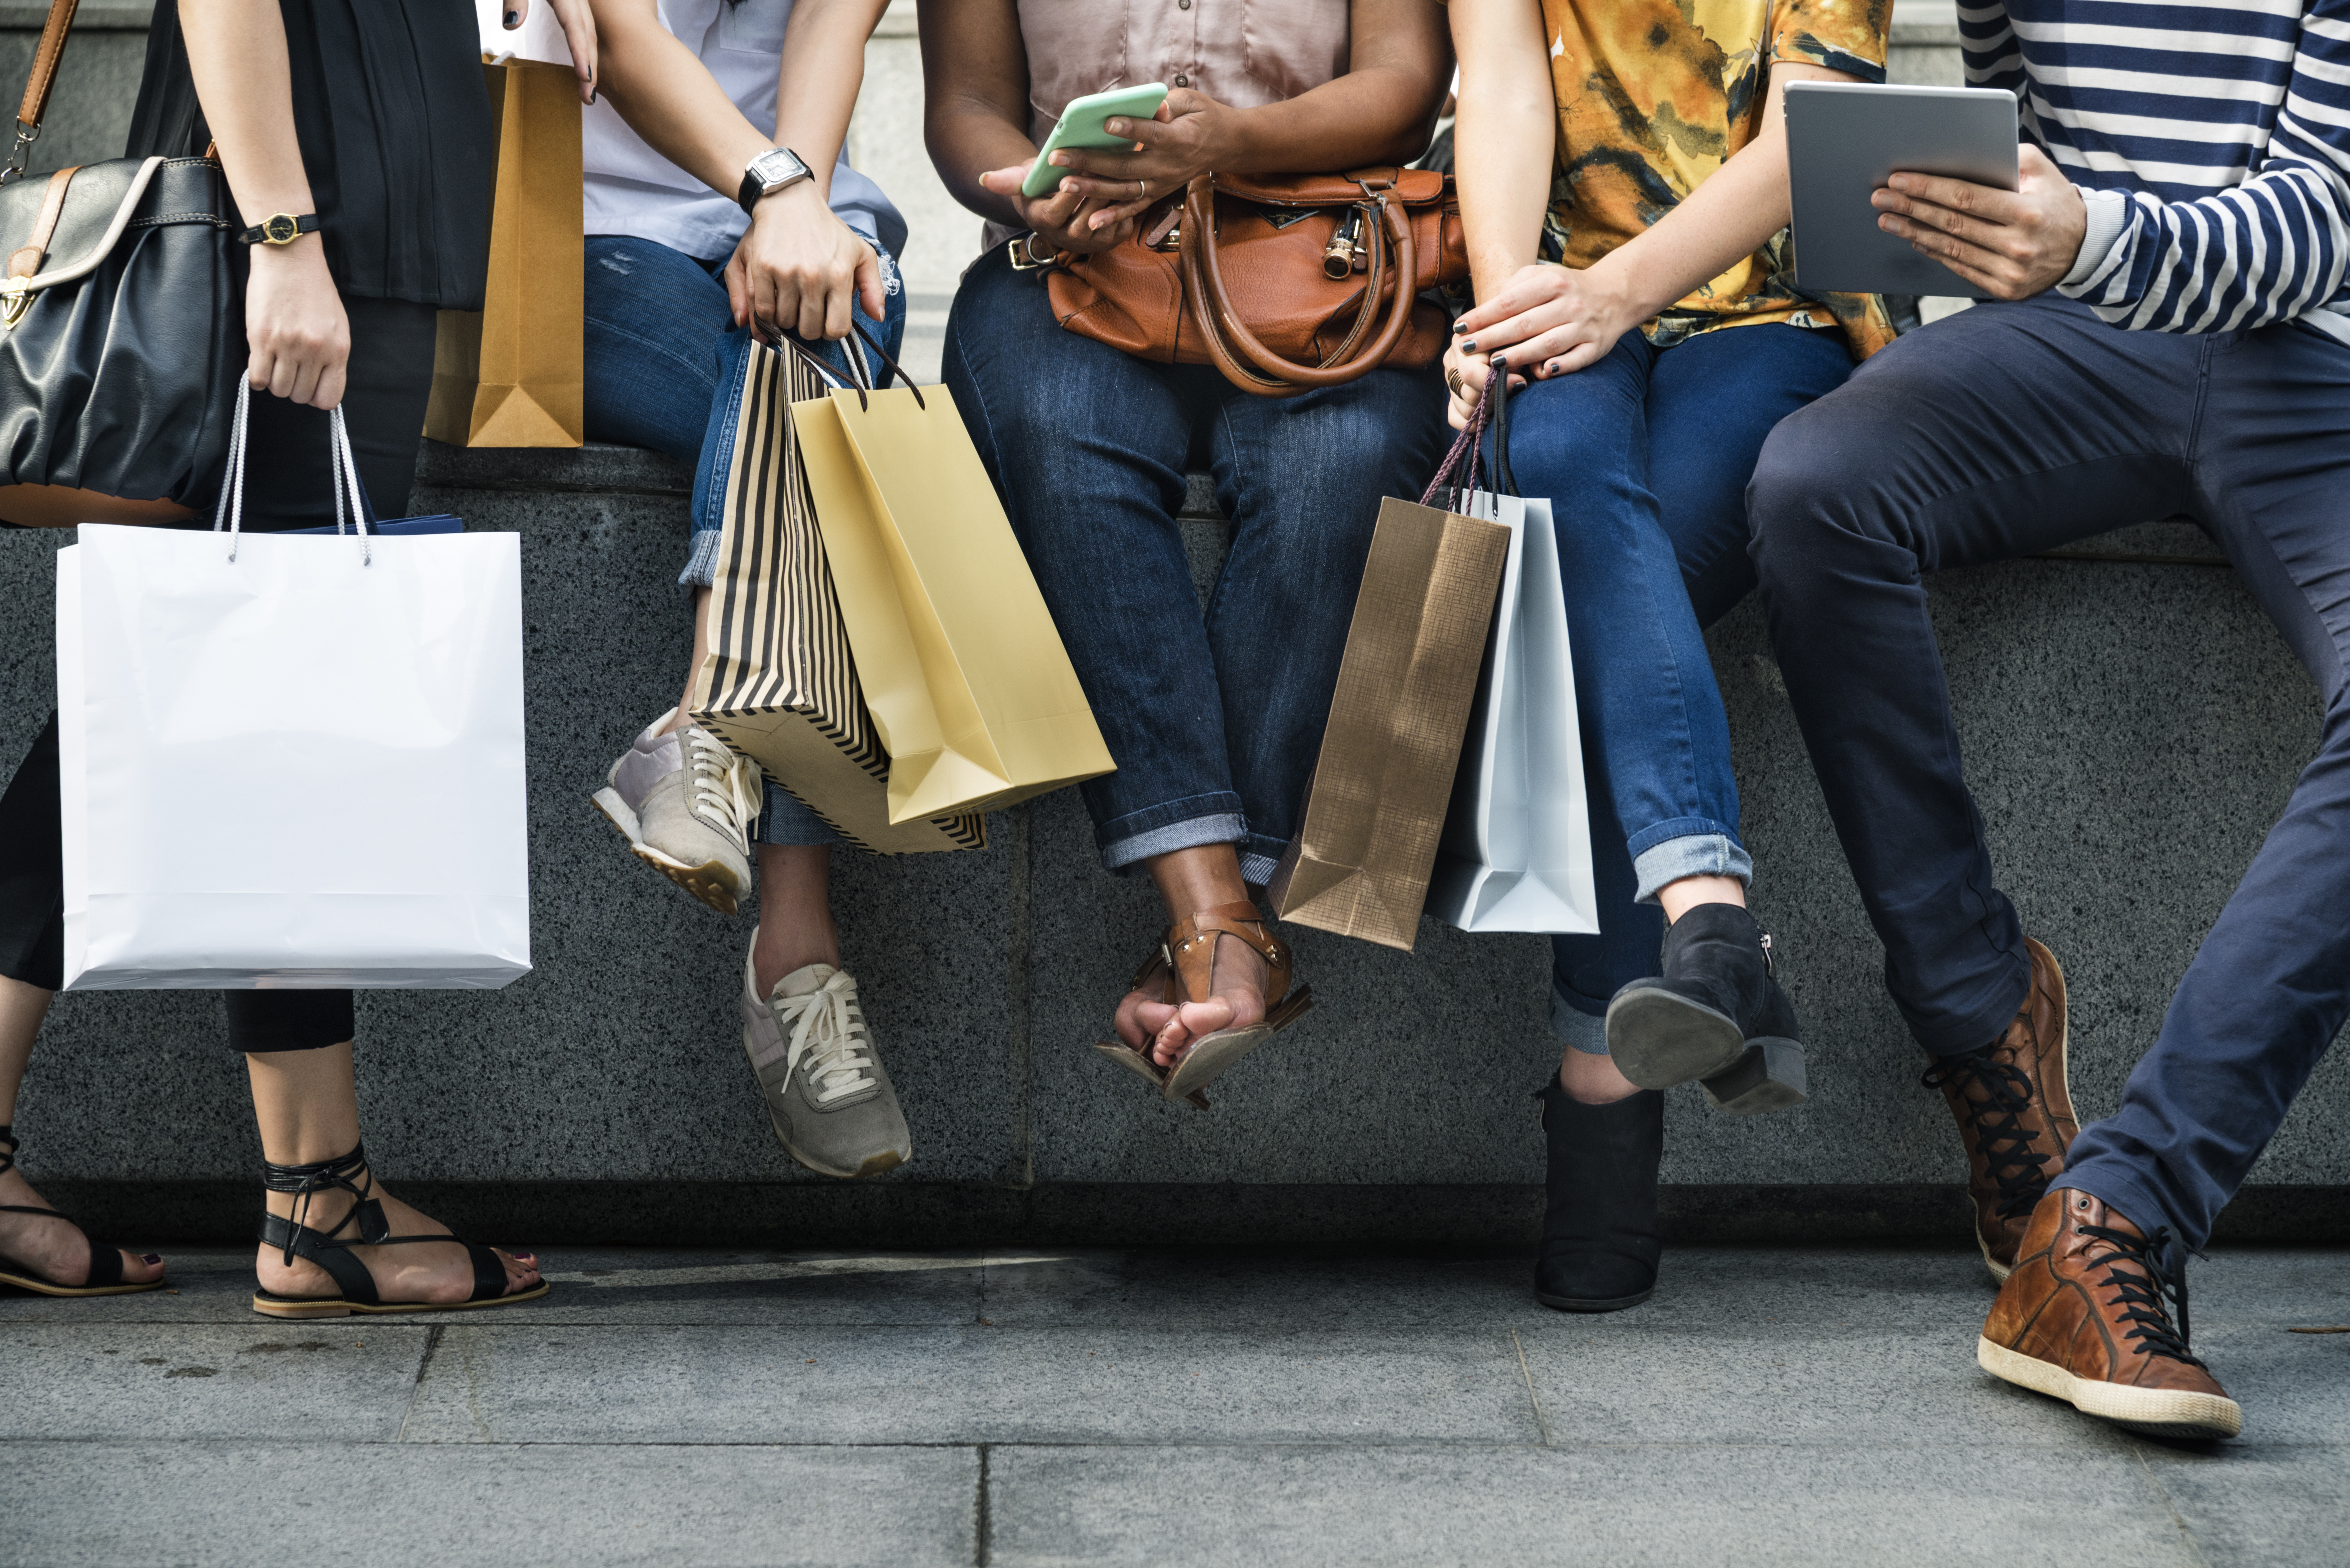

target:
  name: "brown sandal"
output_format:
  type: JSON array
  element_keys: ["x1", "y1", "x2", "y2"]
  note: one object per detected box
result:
[{"x1": 1091, "y1": 901, "x2": 1313, "y2": 1109}]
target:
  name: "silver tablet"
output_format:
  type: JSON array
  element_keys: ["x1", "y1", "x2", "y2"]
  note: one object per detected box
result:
[{"x1": 1785, "y1": 81, "x2": 2019, "y2": 299}]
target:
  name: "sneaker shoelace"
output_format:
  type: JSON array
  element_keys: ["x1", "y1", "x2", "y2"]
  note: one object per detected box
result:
[
  {"x1": 683, "y1": 727, "x2": 761, "y2": 854},
  {"x1": 771, "y1": 969, "x2": 880, "y2": 1106},
  {"x1": 1921, "y1": 1048, "x2": 2055, "y2": 1221},
  {"x1": 2076, "y1": 1219, "x2": 2206, "y2": 1368}
]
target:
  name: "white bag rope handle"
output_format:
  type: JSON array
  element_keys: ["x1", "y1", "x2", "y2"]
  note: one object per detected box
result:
[{"x1": 210, "y1": 377, "x2": 374, "y2": 566}]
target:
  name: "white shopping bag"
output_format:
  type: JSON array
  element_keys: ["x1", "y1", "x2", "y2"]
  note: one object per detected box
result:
[
  {"x1": 55, "y1": 389, "x2": 530, "y2": 989},
  {"x1": 474, "y1": 0, "x2": 577, "y2": 67},
  {"x1": 1425, "y1": 379, "x2": 1598, "y2": 934}
]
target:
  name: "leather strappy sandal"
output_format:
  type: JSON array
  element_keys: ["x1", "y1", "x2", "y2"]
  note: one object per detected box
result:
[
  {"x1": 0, "y1": 1125, "x2": 164, "y2": 1298},
  {"x1": 1091, "y1": 901, "x2": 1312, "y2": 1108},
  {"x1": 251, "y1": 1143, "x2": 550, "y2": 1319}
]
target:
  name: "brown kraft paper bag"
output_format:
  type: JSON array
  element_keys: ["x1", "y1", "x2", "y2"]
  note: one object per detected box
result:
[
  {"x1": 1267, "y1": 496, "x2": 1511, "y2": 951},
  {"x1": 424, "y1": 59, "x2": 583, "y2": 448},
  {"x1": 690, "y1": 337, "x2": 984, "y2": 854}
]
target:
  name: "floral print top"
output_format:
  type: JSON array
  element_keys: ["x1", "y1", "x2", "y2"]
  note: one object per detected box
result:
[{"x1": 1539, "y1": 0, "x2": 1896, "y2": 358}]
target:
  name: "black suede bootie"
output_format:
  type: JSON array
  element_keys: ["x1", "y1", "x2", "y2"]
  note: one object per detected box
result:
[
  {"x1": 1605, "y1": 903, "x2": 1806, "y2": 1113},
  {"x1": 1534, "y1": 1080, "x2": 1663, "y2": 1312}
]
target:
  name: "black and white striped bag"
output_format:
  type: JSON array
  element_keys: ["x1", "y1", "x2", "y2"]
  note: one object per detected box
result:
[{"x1": 687, "y1": 335, "x2": 983, "y2": 854}]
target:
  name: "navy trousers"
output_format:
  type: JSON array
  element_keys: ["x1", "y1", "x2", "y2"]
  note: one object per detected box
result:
[{"x1": 1749, "y1": 293, "x2": 2350, "y2": 1251}]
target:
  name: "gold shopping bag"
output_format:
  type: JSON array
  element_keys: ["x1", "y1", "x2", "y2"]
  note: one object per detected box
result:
[
  {"x1": 789, "y1": 367, "x2": 1116, "y2": 824},
  {"x1": 689, "y1": 338, "x2": 983, "y2": 853},
  {"x1": 424, "y1": 59, "x2": 583, "y2": 448},
  {"x1": 1267, "y1": 495, "x2": 1511, "y2": 951}
]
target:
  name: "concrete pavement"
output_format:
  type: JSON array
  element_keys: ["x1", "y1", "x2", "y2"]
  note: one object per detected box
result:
[{"x1": 5, "y1": 1244, "x2": 2346, "y2": 1565}]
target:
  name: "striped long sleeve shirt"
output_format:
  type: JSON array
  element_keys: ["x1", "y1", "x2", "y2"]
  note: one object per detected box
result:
[{"x1": 1960, "y1": 0, "x2": 2350, "y2": 340}]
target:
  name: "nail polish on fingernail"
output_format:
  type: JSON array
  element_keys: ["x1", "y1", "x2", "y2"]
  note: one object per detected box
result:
[
  {"x1": 503, "y1": 9, "x2": 517, "y2": 23},
  {"x1": 1461, "y1": 339, "x2": 1476, "y2": 352}
]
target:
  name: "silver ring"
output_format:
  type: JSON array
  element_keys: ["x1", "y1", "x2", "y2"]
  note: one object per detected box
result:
[{"x1": 1136, "y1": 179, "x2": 1148, "y2": 200}]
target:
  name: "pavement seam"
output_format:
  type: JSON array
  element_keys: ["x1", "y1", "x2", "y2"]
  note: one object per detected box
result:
[
  {"x1": 1509, "y1": 1326, "x2": 1551, "y2": 1445},
  {"x1": 974, "y1": 1443, "x2": 992, "y2": 1567},
  {"x1": 2130, "y1": 1445, "x2": 2214, "y2": 1568},
  {"x1": 395, "y1": 1325, "x2": 445, "y2": 1444}
]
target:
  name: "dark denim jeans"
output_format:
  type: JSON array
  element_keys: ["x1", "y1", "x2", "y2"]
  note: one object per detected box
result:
[
  {"x1": 1750, "y1": 294, "x2": 2350, "y2": 1251},
  {"x1": 1505, "y1": 324, "x2": 1853, "y2": 1051},
  {"x1": 942, "y1": 246, "x2": 1448, "y2": 881},
  {"x1": 582, "y1": 232, "x2": 906, "y2": 847}
]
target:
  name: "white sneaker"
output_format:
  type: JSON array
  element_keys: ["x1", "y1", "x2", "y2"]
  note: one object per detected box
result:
[
  {"x1": 591, "y1": 710, "x2": 761, "y2": 914},
  {"x1": 740, "y1": 943, "x2": 912, "y2": 1179}
]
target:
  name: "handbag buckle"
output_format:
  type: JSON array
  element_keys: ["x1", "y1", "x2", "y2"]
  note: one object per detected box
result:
[
  {"x1": 0, "y1": 118, "x2": 38, "y2": 185},
  {"x1": 0, "y1": 279, "x2": 28, "y2": 328},
  {"x1": 1006, "y1": 232, "x2": 1061, "y2": 273}
]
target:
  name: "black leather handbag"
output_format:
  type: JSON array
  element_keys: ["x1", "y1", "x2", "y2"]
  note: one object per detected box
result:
[{"x1": 0, "y1": 0, "x2": 241, "y2": 528}]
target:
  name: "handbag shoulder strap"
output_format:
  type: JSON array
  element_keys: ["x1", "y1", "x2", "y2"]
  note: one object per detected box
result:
[{"x1": 6, "y1": 0, "x2": 80, "y2": 183}]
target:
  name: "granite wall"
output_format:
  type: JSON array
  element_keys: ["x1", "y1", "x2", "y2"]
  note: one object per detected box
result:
[{"x1": 5, "y1": 444, "x2": 2346, "y2": 1246}]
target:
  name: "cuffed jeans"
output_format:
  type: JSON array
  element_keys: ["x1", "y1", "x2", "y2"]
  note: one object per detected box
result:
[
  {"x1": 1507, "y1": 324, "x2": 1853, "y2": 1052},
  {"x1": 1749, "y1": 293, "x2": 2350, "y2": 1252},
  {"x1": 582, "y1": 233, "x2": 907, "y2": 847},
  {"x1": 941, "y1": 246, "x2": 1448, "y2": 882}
]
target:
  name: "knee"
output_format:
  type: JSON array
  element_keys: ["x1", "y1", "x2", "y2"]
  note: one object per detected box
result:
[{"x1": 1745, "y1": 399, "x2": 1896, "y2": 586}]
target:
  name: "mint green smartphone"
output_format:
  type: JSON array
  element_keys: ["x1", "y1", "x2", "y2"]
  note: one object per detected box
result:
[{"x1": 1020, "y1": 83, "x2": 1172, "y2": 199}]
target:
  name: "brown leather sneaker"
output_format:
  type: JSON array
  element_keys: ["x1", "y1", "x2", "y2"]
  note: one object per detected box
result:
[
  {"x1": 1979, "y1": 1188, "x2": 2241, "y2": 1440},
  {"x1": 1922, "y1": 937, "x2": 2078, "y2": 1282}
]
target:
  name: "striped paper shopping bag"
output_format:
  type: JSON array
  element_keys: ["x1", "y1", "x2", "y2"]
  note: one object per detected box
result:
[{"x1": 687, "y1": 336, "x2": 983, "y2": 854}]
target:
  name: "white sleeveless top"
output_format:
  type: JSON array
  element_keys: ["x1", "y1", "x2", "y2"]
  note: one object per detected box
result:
[{"x1": 583, "y1": 0, "x2": 906, "y2": 262}]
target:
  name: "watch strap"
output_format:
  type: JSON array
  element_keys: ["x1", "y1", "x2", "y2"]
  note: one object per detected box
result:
[{"x1": 237, "y1": 212, "x2": 321, "y2": 246}]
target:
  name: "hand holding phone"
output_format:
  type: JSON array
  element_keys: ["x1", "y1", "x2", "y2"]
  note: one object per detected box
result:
[{"x1": 1020, "y1": 83, "x2": 1173, "y2": 198}]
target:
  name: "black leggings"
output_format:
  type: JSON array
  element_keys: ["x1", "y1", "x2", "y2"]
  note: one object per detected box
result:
[{"x1": 0, "y1": 298, "x2": 438, "y2": 1051}]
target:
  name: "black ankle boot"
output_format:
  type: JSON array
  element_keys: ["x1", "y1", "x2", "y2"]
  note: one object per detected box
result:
[
  {"x1": 1533, "y1": 1080, "x2": 1663, "y2": 1312},
  {"x1": 1605, "y1": 904, "x2": 1804, "y2": 1109}
]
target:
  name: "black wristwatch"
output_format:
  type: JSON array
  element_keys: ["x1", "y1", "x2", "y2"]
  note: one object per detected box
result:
[
  {"x1": 737, "y1": 148, "x2": 813, "y2": 216},
  {"x1": 237, "y1": 212, "x2": 321, "y2": 246}
]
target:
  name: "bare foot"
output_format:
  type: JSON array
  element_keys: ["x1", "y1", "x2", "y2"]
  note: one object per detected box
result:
[
  {"x1": 1144, "y1": 935, "x2": 1268, "y2": 1070},
  {"x1": 254, "y1": 1167, "x2": 539, "y2": 1305},
  {"x1": 0, "y1": 1163, "x2": 165, "y2": 1288}
]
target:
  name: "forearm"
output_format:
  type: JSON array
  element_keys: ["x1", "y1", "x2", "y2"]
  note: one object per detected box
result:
[
  {"x1": 176, "y1": 0, "x2": 311, "y2": 223},
  {"x1": 1585, "y1": 124, "x2": 1791, "y2": 319},
  {"x1": 1451, "y1": 0, "x2": 1556, "y2": 299},
  {"x1": 1214, "y1": 68, "x2": 1444, "y2": 175},
  {"x1": 919, "y1": 0, "x2": 1032, "y2": 226},
  {"x1": 589, "y1": 0, "x2": 773, "y2": 198},
  {"x1": 773, "y1": 0, "x2": 888, "y2": 205}
]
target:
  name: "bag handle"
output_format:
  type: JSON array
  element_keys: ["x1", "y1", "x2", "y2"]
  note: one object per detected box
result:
[
  {"x1": 4, "y1": 0, "x2": 80, "y2": 185},
  {"x1": 212, "y1": 378, "x2": 376, "y2": 565},
  {"x1": 1418, "y1": 353, "x2": 1512, "y2": 511},
  {"x1": 1180, "y1": 176, "x2": 1419, "y2": 398},
  {"x1": 773, "y1": 321, "x2": 928, "y2": 412}
]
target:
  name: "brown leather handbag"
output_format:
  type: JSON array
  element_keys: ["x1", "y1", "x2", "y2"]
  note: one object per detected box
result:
[{"x1": 1031, "y1": 166, "x2": 1466, "y2": 398}]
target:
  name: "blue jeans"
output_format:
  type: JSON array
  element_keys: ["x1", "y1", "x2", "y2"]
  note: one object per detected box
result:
[
  {"x1": 582, "y1": 233, "x2": 907, "y2": 847},
  {"x1": 943, "y1": 246, "x2": 1449, "y2": 881},
  {"x1": 1750, "y1": 295, "x2": 2350, "y2": 1252},
  {"x1": 1505, "y1": 324, "x2": 1853, "y2": 1052}
]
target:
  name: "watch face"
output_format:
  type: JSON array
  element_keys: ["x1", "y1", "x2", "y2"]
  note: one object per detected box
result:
[
  {"x1": 263, "y1": 214, "x2": 299, "y2": 244},
  {"x1": 752, "y1": 150, "x2": 806, "y2": 190}
]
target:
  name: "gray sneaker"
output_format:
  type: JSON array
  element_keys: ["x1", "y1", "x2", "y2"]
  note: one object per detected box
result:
[
  {"x1": 591, "y1": 710, "x2": 762, "y2": 915},
  {"x1": 740, "y1": 944, "x2": 912, "y2": 1179}
]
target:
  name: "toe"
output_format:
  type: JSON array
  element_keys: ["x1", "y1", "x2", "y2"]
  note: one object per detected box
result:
[{"x1": 120, "y1": 1250, "x2": 166, "y2": 1285}]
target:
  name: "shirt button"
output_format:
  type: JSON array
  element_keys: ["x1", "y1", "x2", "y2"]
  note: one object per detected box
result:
[
  {"x1": 1178, "y1": 0, "x2": 1191, "y2": 8},
  {"x1": 1174, "y1": 72, "x2": 1190, "y2": 86}
]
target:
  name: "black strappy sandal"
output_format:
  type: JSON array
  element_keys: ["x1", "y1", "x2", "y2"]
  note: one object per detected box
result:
[
  {"x1": 252, "y1": 1143, "x2": 550, "y2": 1319},
  {"x1": 0, "y1": 1124, "x2": 163, "y2": 1298}
]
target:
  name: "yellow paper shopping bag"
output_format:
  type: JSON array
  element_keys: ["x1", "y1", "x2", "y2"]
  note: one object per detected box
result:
[
  {"x1": 789, "y1": 381, "x2": 1114, "y2": 823},
  {"x1": 424, "y1": 59, "x2": 583, "y2": 448}
]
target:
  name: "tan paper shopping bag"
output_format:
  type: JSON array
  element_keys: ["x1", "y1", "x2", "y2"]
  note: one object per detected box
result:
[
  {"x1": 424, "y1": 60, "x2": 582, "y2": 448},
  {"x1": 689, "y1": 340, "x2": 983, "y2": 853},
  {"x1": 1266, "y1": 497, "x2": 1512, "y2": 951},
  {"x1": 789, "y1": 384, "x2": 1116, "y2": 823}
]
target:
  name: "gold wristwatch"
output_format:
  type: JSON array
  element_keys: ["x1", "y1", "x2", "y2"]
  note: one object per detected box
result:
[{"x1": 237, "y1": 212, "x2": 321, "y2": 246}]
